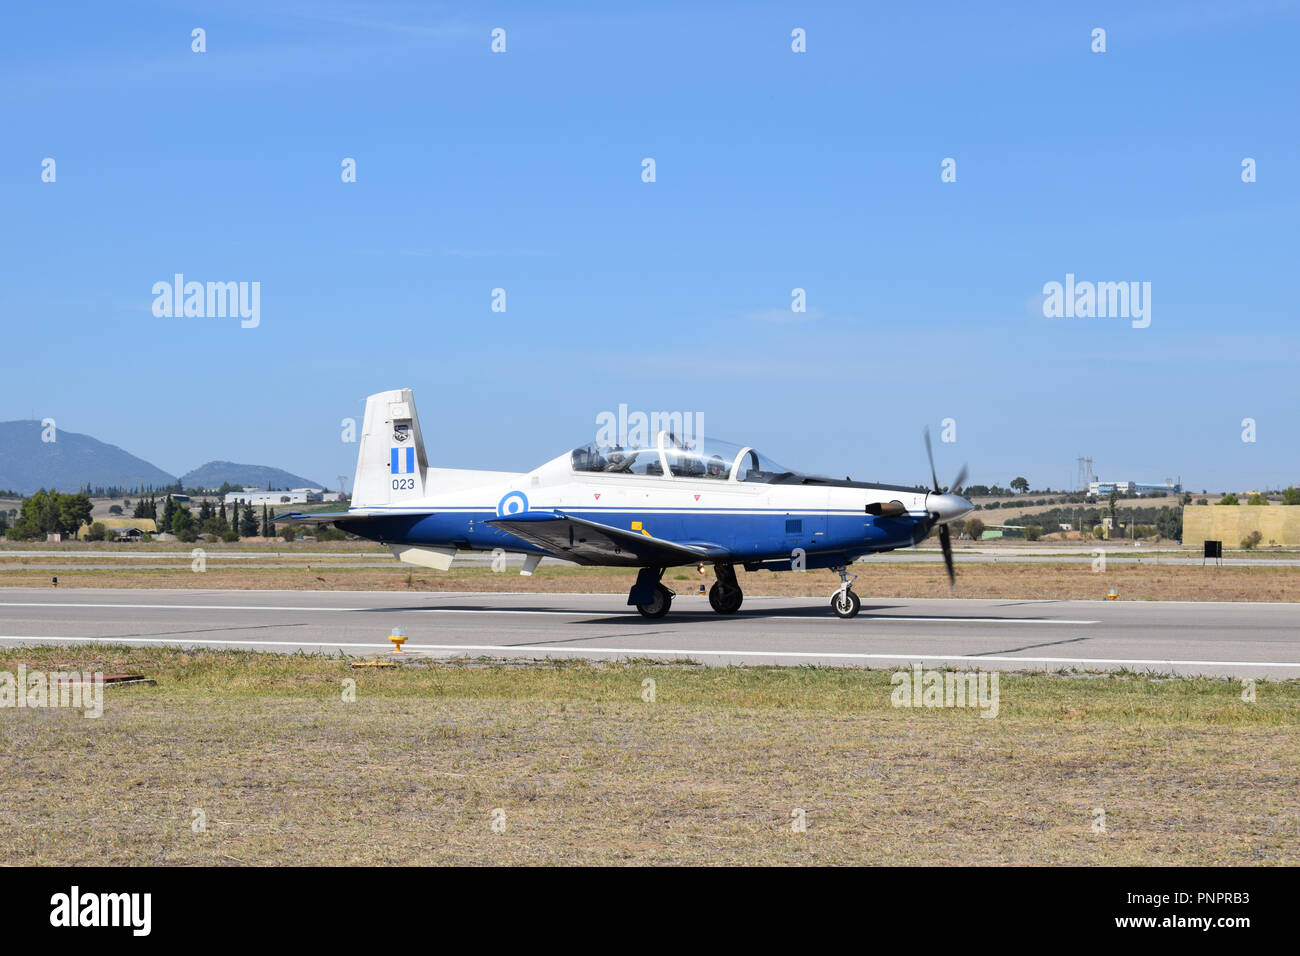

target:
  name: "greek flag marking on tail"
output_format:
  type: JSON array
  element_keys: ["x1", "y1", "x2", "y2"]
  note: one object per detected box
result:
[{"x1": 391, "y1": 447, "x2": 415, "y2": 474}]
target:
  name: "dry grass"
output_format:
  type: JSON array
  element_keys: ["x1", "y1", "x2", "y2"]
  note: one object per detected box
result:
[
  {"x1": 1, "y1": 646, "x2": 1297, "y2": 865},
  {"x1": 3, "y1": 560, "x2": 1299, "y2": 602}
]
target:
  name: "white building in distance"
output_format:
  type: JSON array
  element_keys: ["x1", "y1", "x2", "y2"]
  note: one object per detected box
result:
[{"x1": 224, "y1": 488, "x2": 323, "y2": 506}]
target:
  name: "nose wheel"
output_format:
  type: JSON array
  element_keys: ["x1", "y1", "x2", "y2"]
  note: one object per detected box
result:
[{"x1": 829, "y1": 566, "x2": 860, "y2": 619}]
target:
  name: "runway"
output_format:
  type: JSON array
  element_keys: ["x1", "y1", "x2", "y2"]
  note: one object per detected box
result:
[{"x1": 1, "y1": 588, "x2": 1298, "y2": 678}]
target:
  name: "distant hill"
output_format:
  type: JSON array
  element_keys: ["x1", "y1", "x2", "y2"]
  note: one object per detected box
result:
[
  {"x1": 0, "y1": 420, "x2": 177, "y2": 494},
  {"x1": 180, "y1": 461, "x2": 327, "y2": 491}
]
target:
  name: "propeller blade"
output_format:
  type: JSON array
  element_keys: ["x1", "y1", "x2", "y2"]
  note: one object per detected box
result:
[
  {"x1": 939, "y1": 523, "x2": 956, "y2": 590},
  {"x1": 949, "y1": 464, "x2": 968, "y2": 496},
  {"x1": 923, "y1": 426, "x2": 940, "y2": 493}
]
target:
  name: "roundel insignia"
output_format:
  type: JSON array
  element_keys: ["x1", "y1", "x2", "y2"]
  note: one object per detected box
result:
[{"x1": 497, "y1": 491, "x2": 529, "y2": 517}]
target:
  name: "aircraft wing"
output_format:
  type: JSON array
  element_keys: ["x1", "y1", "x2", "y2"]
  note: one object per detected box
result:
[
  {"x1": 273, "y1": 508, "x2": 432, "y2": 525},
  {"x1": 486, "y1": 511, "x2": 722, "y2": 567}
]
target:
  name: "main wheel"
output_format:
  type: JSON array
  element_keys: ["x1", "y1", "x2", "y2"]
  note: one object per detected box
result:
[
  {"x1": 636, "y1": 583, "x2": 674, "y2": 618},
  {"x1": 708, "y1": 581, "x2": 743, "y2": 614},
  {"x1": 831, "y1": 588, "x2": 861, "y2": 619}
]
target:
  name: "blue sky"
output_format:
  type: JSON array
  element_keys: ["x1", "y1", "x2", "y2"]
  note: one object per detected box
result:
[{"x1": 2, "y1": 1, "x2": 1297, "y2": 493}]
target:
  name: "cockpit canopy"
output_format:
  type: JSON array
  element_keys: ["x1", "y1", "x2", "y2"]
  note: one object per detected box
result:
[{"x1": 570, "y1": 433, "x2": 796, "y2": 482}]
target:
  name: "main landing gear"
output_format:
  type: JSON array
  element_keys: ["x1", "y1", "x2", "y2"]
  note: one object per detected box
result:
[
  {"x1": 636, "y1": 583, "x2": 674, "y2": 618},
  {"x1": 630, "y1": 566, "x2": 674, "y2": 618},
  {"x1": 829, "y1": 566, "x2": 861, "y2": 619},
  {"x1": 709, "y1": 562, "x2": 743, "y2": 614},
  {"x1": 630, "y1": 564, "x2": 745, "y2": 618}
]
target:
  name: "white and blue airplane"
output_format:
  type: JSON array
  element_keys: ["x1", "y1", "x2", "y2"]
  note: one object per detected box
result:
[{"x1": 281, "y1": 388, "x2": 973, "y2": 619}]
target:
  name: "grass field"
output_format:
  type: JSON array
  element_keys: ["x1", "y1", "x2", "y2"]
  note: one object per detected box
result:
[
  {"x1": 2, "y1": 646, "x2": 1297, "y2": 865},
  {"x1": 3, "y1": 559, "x2": 1300, "y2": 602}
]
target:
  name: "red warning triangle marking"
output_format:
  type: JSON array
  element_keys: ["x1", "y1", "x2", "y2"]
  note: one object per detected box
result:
[
  {"x1": 594, "y1": 493, "x2": 600, "y2": 500},
  {"x1": 694, "y1": 494, "x2": 700, "y2": 501}
]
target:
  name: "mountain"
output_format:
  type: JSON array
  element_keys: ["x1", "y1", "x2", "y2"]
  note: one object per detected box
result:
[
  {"x1": 179, "y1": 461, "x2": 327, "y2": 491},
  {"x1": 0, "y1": 420, "x2": 177, "y2": 494}
]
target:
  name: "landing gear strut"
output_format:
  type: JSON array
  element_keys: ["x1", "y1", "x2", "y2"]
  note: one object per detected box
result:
[
  {"x1": 708, "y1": 562, "x2": 744, "y2": 614},
  {"x1": 829, "y1": 566, "x2": 861, "y2": 619},
  {"x1": 629, "y1": 567, "x2": 674, "y2": 618}
]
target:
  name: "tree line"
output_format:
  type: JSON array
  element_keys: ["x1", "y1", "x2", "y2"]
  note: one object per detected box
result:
[{"x1": 3, "y1": 490, "x2": 328, "y2": 543}]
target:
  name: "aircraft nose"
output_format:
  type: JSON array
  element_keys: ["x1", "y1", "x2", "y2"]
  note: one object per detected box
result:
[{"x1": 928, "y1": 492, "x2": 973, "y2": 524}]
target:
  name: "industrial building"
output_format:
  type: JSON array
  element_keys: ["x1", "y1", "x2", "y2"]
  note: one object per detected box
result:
[
  {"x1": 1088, "y1": 479, "x2": 1181, "y2": 497},
  {"x1": 224, "y1": 488, "x2": 324, "y2": 507}
]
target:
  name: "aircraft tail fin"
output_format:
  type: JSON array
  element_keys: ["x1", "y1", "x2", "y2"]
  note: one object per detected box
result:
[{"x1": 351, "y1": 388, "x2": 428, "y2": 508}]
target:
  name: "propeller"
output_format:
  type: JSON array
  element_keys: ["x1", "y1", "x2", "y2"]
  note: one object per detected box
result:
[{"x1": 922, "y1": 426, "x2": 969, "y2": 590}]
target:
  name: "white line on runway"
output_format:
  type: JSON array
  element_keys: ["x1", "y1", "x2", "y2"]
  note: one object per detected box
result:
[
  {"x1": 0, "y1": 634, "x2": 1293, "y2": 670},
  {"x1": 0, "y1": 601, "x2": 1096, "y2": 624}
]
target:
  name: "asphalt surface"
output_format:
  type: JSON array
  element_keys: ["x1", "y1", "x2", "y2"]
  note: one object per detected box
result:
[{"x1": 1, "y1": 587, "x2": 1298, "y2": 678}]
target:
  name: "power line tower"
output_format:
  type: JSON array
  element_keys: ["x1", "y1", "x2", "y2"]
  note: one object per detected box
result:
[{"x1": 1076, "y1": 456, "x2": 1095, "y2": 492}]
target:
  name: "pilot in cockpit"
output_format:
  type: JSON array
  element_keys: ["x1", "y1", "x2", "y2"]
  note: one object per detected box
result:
[
  {"x1": 606, "y1": 445, "x2": 638, "y2": 472},
  {"x1": 706, "y1": 455, "x2": 727, "y2": 479}
]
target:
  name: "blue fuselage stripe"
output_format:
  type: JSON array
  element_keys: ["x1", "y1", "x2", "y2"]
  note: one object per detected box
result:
[{"x1": 341, "y1": 508, "x2": 923, "y2": 565}]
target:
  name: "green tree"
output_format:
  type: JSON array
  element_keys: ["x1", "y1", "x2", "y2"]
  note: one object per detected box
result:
[
  {"x1": 1107, "y1": 489, "x2": 1119, "y2": 521},
  {"x1": 58, "y1": 493, "x2": 93, "y2": 535},
  {"x1": 1282, "y1": 487, "x2": 1300, "y2": 506},
  {"x1": 1154, "y1": 507, "x2": 1182, "y2": 541},
  {"x1": 966, "y1": 517, "x2": 985, "y2": 541},
  {"x1": 85, "y1": 521, "x2": 108, "y2": 541},
  {"x1": 239, "y1": 503, "x2": 258, "y2": 537},
  {"x1": 1022, "y1": 525, "x2": 1042, "y2": 541},
  {"x1": 11, "y1": 490, "x2": 92, "y2": 539},
  {"x1": 1247, "y1": 493, "x2": 1268, "y2": 506},
  {"x1": 1217, "y1": 493, "x2": 1239, "y2": 505},
  {"x1": 160, "y1": 495, "x2": 177, "y2": 531},
  {"x1": 1011, "y1": 477, "x2": 1029, "y2": 494},
  {"x1": 170, "y1": 505, "x2": 194, "y2": 538}
]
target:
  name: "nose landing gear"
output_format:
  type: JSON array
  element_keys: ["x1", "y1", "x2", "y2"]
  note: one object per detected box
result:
[{"x1": 829, "y1": 566, "x2": 860, "y2": 618}]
